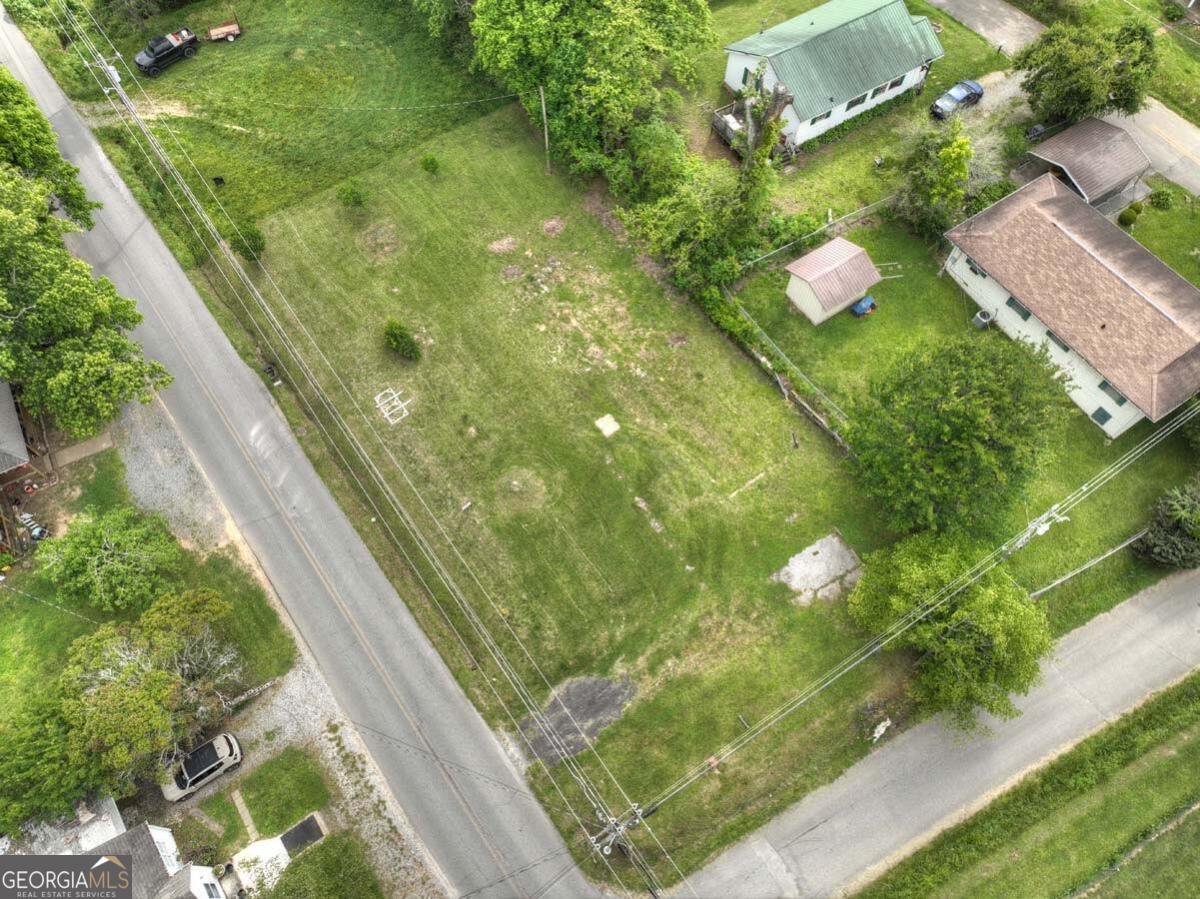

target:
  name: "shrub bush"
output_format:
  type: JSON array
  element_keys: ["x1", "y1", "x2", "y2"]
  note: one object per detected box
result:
[
  {"x1": 965, "y1": 179, "x2": 1017, "y2": 217},
  {"x1": 231, "y1": 223, "x2": 266, "y2": 260},
  {"x1": 383, "y1": 319, "x2": 421, "y2": 361},
  {"x1": 1135, "y1": 477, "x2": 1200, "y2": 568},
  {"x1": 336, "y1": 178, "x2": 367, "y2": 209},
  {"x1": 1129, "y1": 200, "x2": 1144, "y2": 214},
  {"x1": 1163, "y1": 1, "x2": 1186, "y2": 22},
  {"x1": 1118, "y1": 207, "x2": 1139, "y2": 227},
  {"x1": 419, "y1": 153, "x2": 441, "y2": 176},
  {"x1": 1149, "y1": 187, "x2": 1174, "y2": 210}
]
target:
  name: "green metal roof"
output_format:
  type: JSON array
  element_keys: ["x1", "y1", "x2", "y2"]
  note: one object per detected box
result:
[{"x1": 726, "y1": 0, "x2": 945, "y2": 121}]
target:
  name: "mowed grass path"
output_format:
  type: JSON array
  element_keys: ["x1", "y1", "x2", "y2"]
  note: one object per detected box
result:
[
  {"x1": 249, "y1": 104, "x2": 903, "y2": 880},
  {"x1": 738, "y1": 220, "x2": 1194, "y2": 631},
  {"x1": 689, "y1": 0, "x2": 1001, "y2": 215}
]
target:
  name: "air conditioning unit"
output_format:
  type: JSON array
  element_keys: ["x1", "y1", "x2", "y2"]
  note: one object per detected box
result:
[{"x1": 972, "y1": 309, "x2": 994, "y2": 330}]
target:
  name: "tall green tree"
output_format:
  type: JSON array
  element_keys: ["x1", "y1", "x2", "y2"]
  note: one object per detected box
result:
[
  {"x1": 471, "y1": 0, "x2": 713, "y2": 174},
  {"x1": 37, "y1": 505, "x2": 183, "y2": 611},
  {"x1": 1013, "y1": 20, "x2": 1158, "y2": 123},
  {"x1": 845, "y1": 336, "x2": 1066, "y2": 533},
  {"x1": 0, "y1": 65, "x2": 96, "y2": 227},
  {"x1": 1135, "y1": 477, "x2": 1200, "y2": 568},
  {"x1": 849, "y1": 532, "x2": 1053, "y2": 730},
  {"x1": 894, "y1": 117, "x2": 974, "y2": 239},
  {"x1": 59, "y1": 589, "x2": 242, "y2": 794},
  {"x1": 0, "y1": 166, "x2": 171, "y2": 438}
]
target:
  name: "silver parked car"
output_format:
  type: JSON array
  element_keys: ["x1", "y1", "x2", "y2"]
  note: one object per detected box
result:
[{"x1": 161, "y1": 733, "x2": 242, "y2": 801}]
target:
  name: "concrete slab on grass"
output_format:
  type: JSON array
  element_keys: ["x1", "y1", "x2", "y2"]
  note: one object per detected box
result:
[{"x1": 772, "y1": 532, "x2": 862, "y2": 606}]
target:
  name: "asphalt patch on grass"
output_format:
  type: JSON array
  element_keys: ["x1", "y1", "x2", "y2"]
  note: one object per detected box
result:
[{"x1": 519, "y1": 676, "x2": 636, "y2": 764}]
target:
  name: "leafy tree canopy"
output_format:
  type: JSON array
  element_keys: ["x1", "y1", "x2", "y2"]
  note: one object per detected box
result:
[
  {"x1": 472, "y1": 0, "x2": 713, "y2": 173},
  {"x1": 1135, "y1": 477, "x2": 1200, "y2": 568},
  {"x1": 845, "y1": 336, "x2": 1067, "y2": 533},
  {"x1": 0, "y1": 65, "x2": 96, "y2": 227},
  {"x1": 893, "y1": 117, "x2": 974, "y2": 239},
  {"x1": 37, "y1": 505, "x2": 183, "y2": 611},
  {"x1": 849, "y1": 532, "x2": 1053, "y2": 730},
  {"x1": 1013, "y1": 20, "x2": 1158, "y2": 123},
  {"x1": 59, "y1": 589, "x2": 241, "y2": 794},
  {"x1": 0, "y1": 166, "x2": 171, "y2": 438}
]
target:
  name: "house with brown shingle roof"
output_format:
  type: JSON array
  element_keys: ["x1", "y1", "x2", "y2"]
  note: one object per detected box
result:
[
  {"x1": 785, "y1": 236, "x2": 882, "y2": 324},
  {"x1": 945, "y1": 173, "x2": 1200, "y2": 439},
  {"x1": 1023, "y1": 118, "x2": 1150, "y2": 211}
]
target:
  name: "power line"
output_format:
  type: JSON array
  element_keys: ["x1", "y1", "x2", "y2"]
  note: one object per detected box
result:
[
  {"x1": 59, "y1": 7, "x2": 668, "y2": 893},
  {"x1": 597, "y1": 399, "x2": 1200, "y2": 836},
  {"x1": 71, "y1": 9, "x2": 686, "y2": 891}
]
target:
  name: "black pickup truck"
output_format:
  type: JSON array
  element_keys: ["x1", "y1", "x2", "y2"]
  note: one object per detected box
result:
[{"x1": 134, "y1": 28, "x2": 198, "y2": 76}]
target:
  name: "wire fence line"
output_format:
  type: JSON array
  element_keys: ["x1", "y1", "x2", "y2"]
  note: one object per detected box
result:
[{"x1": 740, "y1": 193, "x2": 898, "y2": 273}]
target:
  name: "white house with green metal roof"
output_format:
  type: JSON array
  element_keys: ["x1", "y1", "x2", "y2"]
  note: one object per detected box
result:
[{"x1": 722, "y1": 0, "x2": 944, "y2": 149}]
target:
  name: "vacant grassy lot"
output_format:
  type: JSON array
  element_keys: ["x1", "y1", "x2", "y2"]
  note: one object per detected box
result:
[
  {"x1": 861, "y1": 669, "x2": 1200, "y2": 898},
  {"x1": 0, "y1": 450, "x2": 294, "y2": 725},
  {"x1": 689, "y1": 0, "x2": 1001, "y2": 215},
  {"x1": 1006, "y1": 0, "x2": 1200, "y2": 127},
  {"x1": 241, "y1": 747, "x2": 331, "y2": 834},
  {"x1": 24, "y1": 0, "x2": 1194, "y2": 884},
  {"x1": 737, "y1": 218, "x2": 1194, "y2": 626}
]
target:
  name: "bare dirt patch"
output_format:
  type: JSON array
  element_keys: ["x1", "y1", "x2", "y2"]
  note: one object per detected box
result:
[
  {"x1": 359, "y1": 222, "x2": 400, "y2": 261},
  {"x1": 487, "y1": 235, "x2": 518, "y2": 254},
  {"x1": 501, "y1": 264, "x2": 523, "y2": 281},
  {"x1": 495, "y1": 468, "x2": 551, "y2": 514},
  {"x1": 542, "y1": 216, "x2": 565, "y2": 236},
  {"x1": 582, "y1": 184, "x2": 626, "y2": 241},
  {"x1": 518, "y1": 676, "x2": 636, "y2": 763}
]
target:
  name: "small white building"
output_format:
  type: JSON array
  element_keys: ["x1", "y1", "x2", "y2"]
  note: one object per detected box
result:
[
  {"x1": 722, "y1": 0, "x2": 944, "y2": 150},
  {"x1": 785, "y1": 237, "x2": 882, "y2": 325},
  {"x1": 945, "y1": 174, "x2": 1200, "y2": 439}
]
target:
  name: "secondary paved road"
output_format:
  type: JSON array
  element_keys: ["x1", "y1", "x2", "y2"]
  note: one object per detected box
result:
[
  {"x1": 683, "y1": 569, "x2": 1200, "y2": 897},
  {"x1": 0, "y1": 11, "x2": 597, "y2": 899},
  {"x1": 928, "y1": 0, "x2": 1200, "y2": 197}
]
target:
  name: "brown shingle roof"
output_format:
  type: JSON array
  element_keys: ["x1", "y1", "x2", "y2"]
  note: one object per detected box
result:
[
  {"x1": 1028, "y1": 118, "x2": 1150, "y2": 203},
  {"x1": 946, "y1": 174, "x2": 1200, "y2": 421},
  {"x1": 785, "y1": 237, "x2": 882, "y2": 313}
]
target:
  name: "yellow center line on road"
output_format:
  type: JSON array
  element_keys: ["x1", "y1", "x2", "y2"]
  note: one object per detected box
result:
[{"x1": 1150, "y1": 123, "x2": 1200, "y2": 163}]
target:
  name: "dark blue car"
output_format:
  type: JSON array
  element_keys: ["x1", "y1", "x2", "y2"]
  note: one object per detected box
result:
[{"x1": 931, "y1": 80, "x2": 984, "y2": 119}]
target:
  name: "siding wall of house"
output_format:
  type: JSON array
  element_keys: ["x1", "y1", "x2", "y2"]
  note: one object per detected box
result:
[
  {"x1": 945, "y1": 247, "x2": 1147, "y2": 439},
  {"x1": 722, "y1": 53, "x2": 927, "y2": 146}
]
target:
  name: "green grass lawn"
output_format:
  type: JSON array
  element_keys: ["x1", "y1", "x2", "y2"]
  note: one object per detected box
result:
[
  {"x1": 240, "y1": 747, "x2": 331, "y2": 834},
  {"x1": 1124, "y1": 175, "x2": 1200, "y2": 286},
  {"x1": 0, "y1": 450, "x2": 293, "y2": 725},
  {"x1": 860, "y1": 669, "x2": 1200, "y2": 898},
  {"x1": 20, "y1": 0, "x2": 1193, "y2": 885},
  {"x1": 737, "y1": 219, "x2": 1194, "y2": 627},
  {"x1": 1005, "y1": 0, "x2": 1200, "y2": 127},
  {"x1": 200, "y1": 793, "x2": 248, "y2": 856},
  {"x1": 689, "y1": 0, "x2": 1002, "y2": 215},
  {"x1": 261, "y1": 831, "x2": 385, "y2": 899},
  {"x1": 1094, "y1": 802, "x2": 1200, "y2": 898}
]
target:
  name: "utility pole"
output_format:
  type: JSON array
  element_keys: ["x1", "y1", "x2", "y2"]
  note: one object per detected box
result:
[{"x1": 538, "y1": 84, "x2": 551, "y2": 175}]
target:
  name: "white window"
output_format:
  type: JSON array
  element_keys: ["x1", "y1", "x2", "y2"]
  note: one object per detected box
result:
[
  {"x1": 888, "y1": 75, "x2": 905, "y2": 90},
  {"x1": 846, "y1": 93, "x2": 868, "y2": 110},
  {"x1": 871, "y1": 83, "x2": 888, "y2": 99},
  {"x1": 810, "y1": 110, "x2": 832, "y2": 125}
]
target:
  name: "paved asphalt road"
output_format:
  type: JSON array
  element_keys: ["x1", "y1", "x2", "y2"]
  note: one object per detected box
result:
[
  {"x1": 683, "y1": 570, "x2": 1200, "y2": 897},
  {"x1": 928, "y1": 0, "x2": 1200, "y2": 198},
  {"x1": 0, "y1": 11, "x2": 599, "y2": 899}
]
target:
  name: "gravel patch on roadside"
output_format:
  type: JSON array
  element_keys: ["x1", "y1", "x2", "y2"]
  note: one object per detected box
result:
[
  {"x1": 230, "y1": 655, "x2": 445, "y2": 898},
  {"x1": 113, "y1": 399, "x2": 229, "y2": 551}
]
